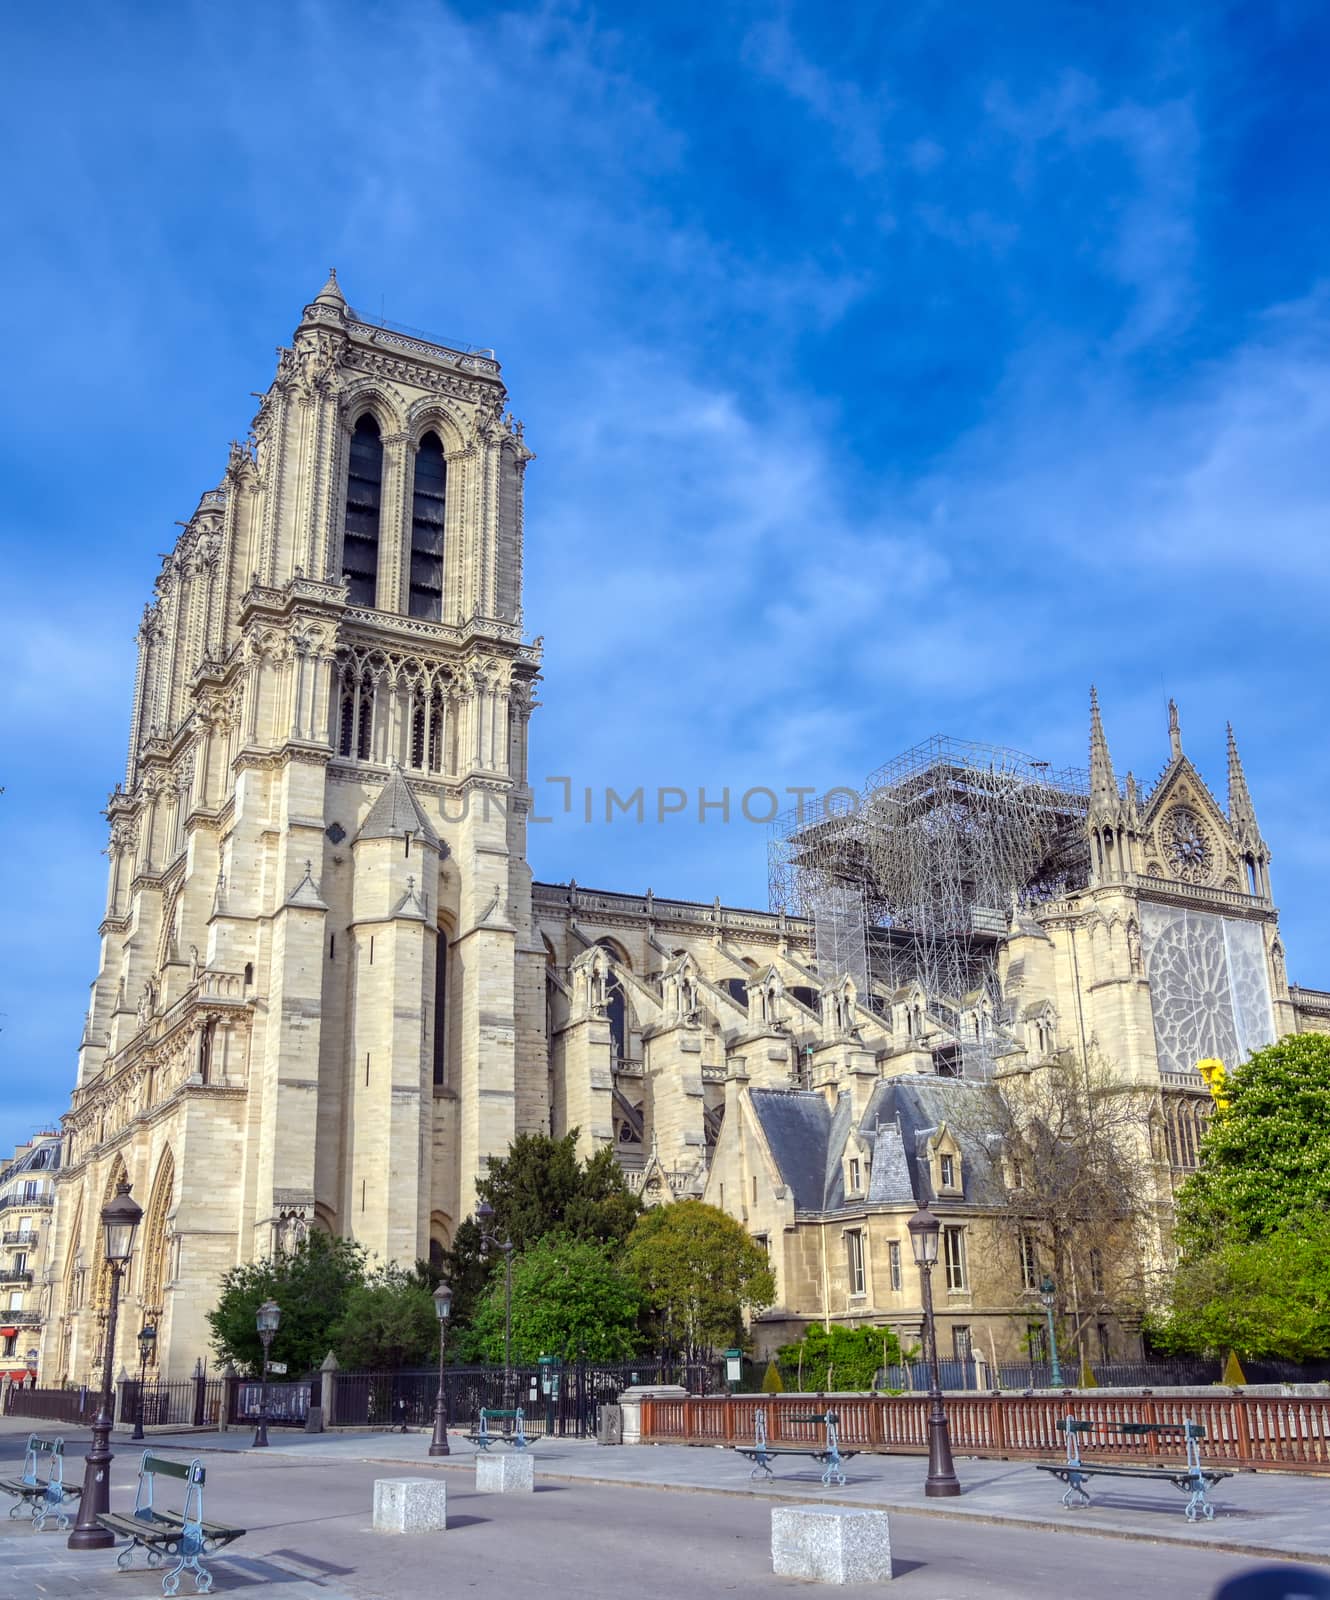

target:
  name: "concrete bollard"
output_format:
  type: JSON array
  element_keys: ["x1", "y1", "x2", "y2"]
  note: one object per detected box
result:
[
  {"x1": 373, "y1": 1478, "x2": 448, "y2": 1533},
  {"x1": 476, "y1": 1451, "x2": 535, "y2": 1493},
  {"x1": 771, "y1": 1505, "x2": 893, "y2": 1584}
]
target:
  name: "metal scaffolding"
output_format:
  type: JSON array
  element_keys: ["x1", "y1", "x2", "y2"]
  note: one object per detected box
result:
[{"x1": 769, "y1": 736, "x2": 1092, "y2": 1075}]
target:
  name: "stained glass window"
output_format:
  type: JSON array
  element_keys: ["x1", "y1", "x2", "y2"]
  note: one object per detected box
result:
[{"x1": 1140, "y1": 904, "x2": 1274, "y2": 1076}]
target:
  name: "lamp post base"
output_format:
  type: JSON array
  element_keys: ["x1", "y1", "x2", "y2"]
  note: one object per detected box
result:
[
  {"x1": 924, "y1": 1406, "x2": 961, "y2": 1497},
  {"x1": 68, "y1": 1420, "x2": 116, "y2": 1549}
]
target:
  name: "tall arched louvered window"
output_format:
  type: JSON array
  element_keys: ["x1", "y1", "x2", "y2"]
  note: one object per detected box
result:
[
  {"x1": 409, "y1": 432, "x2": 446, "y2": 620},
  {"x1": 343, "y1": 416, "x2": 384, "y2": 608}
]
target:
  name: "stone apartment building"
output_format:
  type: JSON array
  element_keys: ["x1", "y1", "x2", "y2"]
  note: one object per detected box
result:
[
  {"x1": 40, "y1": 278, "x2": 1330, "y2": 1382},
  {"x1": 1, "y1": 1131, "x2": 60, "y2": 1381}
]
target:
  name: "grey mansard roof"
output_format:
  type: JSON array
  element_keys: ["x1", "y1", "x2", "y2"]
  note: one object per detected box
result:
[{"x1": 749, "y1": 1074, "x2": 1007, "y2": 1218}]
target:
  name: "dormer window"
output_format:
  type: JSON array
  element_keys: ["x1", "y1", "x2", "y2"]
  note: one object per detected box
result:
[
  {"x1": 848, "y1": 1157, "x2": 862, "y2": 1194},
  {"x1": 939, "y1": 1153, "x2": 956, "y2": 1189}
]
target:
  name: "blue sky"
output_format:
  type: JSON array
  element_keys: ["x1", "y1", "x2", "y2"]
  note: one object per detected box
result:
[{"x1": 3, "y1": 1, "x2": 1329, "y2": 1152}]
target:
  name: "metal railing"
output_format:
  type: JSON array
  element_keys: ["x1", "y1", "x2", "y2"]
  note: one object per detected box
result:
[
  {"x1": 120, "y1": 1377, "x2": 228, "y2": 1428},
  {"x1": 0, "y1": 1269, "x2": 34, "y2": 1287},
  {"x1": 641, "y1": 1391, "x2": 1330, "y2": 1473},
  {"x1": 0, "y1": 1194, "x2": 53, "y2": 1213},
  {"x1": 1, "y1": 1230, "x2": 38, "y2": 1247},
  {"x1": 3, "y1": 1385, "x2": 99, "y2": 1424}
]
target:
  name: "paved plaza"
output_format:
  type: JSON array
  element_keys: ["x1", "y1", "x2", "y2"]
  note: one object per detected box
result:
[{"x1": 1, "y1": 1417, "x2": 1327, "y2": 1599}]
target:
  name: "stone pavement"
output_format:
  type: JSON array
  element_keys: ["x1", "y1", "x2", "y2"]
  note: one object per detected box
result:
[
  {"x1": 1, "y1": 1417, "x2": 1327, "y2": 1600},
  {"x1": 75, "y1": 1418, "x2": 1327, "y2": 1564}
]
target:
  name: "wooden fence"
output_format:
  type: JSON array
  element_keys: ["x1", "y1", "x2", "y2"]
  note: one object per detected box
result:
[{"x1": 640, "y1": 1392, "x2": 1330, "y2": 1474}]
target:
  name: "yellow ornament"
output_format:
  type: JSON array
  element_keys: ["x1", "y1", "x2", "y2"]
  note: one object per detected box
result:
[{"x1": 1196, "y1": 1058, "x2": 1230, "y2": 1112}]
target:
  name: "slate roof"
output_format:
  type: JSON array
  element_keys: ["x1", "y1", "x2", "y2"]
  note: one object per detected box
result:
[
  {"x1": 355, "y1": 765, "x2": 440, "y2": 848},
  {"x1": 750, "y1": 1075, "x2": 1007, "y2": 1217}
]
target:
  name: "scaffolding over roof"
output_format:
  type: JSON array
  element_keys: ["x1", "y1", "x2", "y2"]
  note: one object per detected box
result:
[{"x1": 768, "y1": 735, "x2": 1094, "y2": 1075}]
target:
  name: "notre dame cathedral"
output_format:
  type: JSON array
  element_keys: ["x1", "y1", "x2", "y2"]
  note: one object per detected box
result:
[{"x1": 38, "y1": 278, "x2": 1330, "y2": 1384}]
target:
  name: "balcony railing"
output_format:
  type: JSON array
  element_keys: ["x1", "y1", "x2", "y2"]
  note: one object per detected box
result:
[
  {"x1": 0, "y1": 1309, "x2": 41, "y2": 1327},
  {"x1": 0, "y1": 1270, "x2": 34, "y2": 1287},
  {"x1": 0, "y1": 1194, "x2": 53, "y2": 1213},
  {"x1": 1, "y1": 1231, "x2": 38, "y2": 1247}
]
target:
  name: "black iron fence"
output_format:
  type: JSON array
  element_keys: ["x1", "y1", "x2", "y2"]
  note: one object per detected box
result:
[
  {"x1": 119, "y1": 1377, "x2": 229, "y2": 1428},
  {"x1": 2, "y1": 1383, "x2": 99, "y2": 1424},
  {"x1": 328, "y1": 1358, "x2": 725, "y2": 1436}
]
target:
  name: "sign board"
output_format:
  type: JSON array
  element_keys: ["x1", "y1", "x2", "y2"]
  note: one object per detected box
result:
[{"x1": 267, "y1": 1361, "x2": 288, "y2": 1375}]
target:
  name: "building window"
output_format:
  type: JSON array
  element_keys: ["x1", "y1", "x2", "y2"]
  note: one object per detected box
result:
[
  {"x1": 1019, "y1": 1231, "x2": 1039, "y2": 1291},
  {"x1": 952, "y1": 1325, "x2": 972, "y2": 1361},
  {"x1": 848, "y1": 1157, "x2": 861, "y2": 1193},
  {"x1": 409, "y1": 432, "x2": 447, "y2": 620},
  {"x1": 1097, "y1": 1322, "x2": 1111, "y2": 1362},
  {"x1": 888, "y1": 1240, "x2": 902, "y2": 1292},
  {"x1": 12, "y1": 1252, "x2": 27, "y2": 1275},
  {"x1": 942, "y1": 1227, "x2": 967, "y2": 1292},
  {"x1": 754, "y1": 1233, "x2": 770, "y2": 1256},
  {"x1": 939, "y1": 1153, "x2": 956, "y2": 1189},
  {"x1": 343, "y1": 415, "x2": 384, "y2": 608},
  {"x1": 432, "y1": 932, "x2": 448, "y2": 1089},
  {"x1": 1089, "y1": 1248, "x2": 1105, "y2": 1296},
  {"x1": 845, "y1": 1229, "x2": 866, "y2": 1297},
  {"x1": 751, "y1": 1174, "x2": 757, "y2": 1205}
]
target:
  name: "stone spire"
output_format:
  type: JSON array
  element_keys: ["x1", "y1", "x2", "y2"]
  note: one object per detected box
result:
[
  {"x1": 313, "y1": 267, "x2": 347, "y2": 310},
  {"x1": 1167, "y1": 698, "x2": 1183, "y2": 760},
  {"x1": 1088, "y1": 686, "x2": 1118, "y2": 818},
  {"x1": 1226, "y1": 724, "x2": 1263, "y2": 852}
]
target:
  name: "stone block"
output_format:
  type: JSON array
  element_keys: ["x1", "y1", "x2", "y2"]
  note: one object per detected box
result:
[
  {"x1": 475, "y1": 1450, "x2": 535, "y2": 1493},
  {"x1": 770, "y1": 1506, "x2": 892, "y2": 1584},
  {"x1": 373, "y1": 1477, "x2": 447, "y2": 1533}
]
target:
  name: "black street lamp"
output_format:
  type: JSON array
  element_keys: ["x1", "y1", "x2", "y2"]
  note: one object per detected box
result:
[
  {"x1": 907, "y1": 1201, "x2": 961, "y2": 1499},
  {"x1": 131, "y1": 1323, "x2": 157, "y2": 1442},
  {"x1": 429, "y1": 1280, "x2": 453, "y2": 1457},
  {"x1": 253, "y1": 1299, "x2": 280, "y2": 1448},
  {"x1": 475, "y1": 1202, "x2": 515, "y2": 1407},
  {"x1": 68, "y1": 1180, "x2": 143, "y2": 1550},
  {"x1": 1039, "y1": 1275, "x2": 1064, "y2": 1388}
]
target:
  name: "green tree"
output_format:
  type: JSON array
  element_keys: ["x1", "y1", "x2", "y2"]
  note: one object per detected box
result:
[
  {"x1": 1152, "y1": 1212, "x2": 1330, "y2": 1361},
  {"x1": 1176, "y1": 1034, "x2": 1330, "y2": 1248},
  {"x1": 760, "y1": 1360, "x2": 785, "y2": 1394},
  {"x1": 441, "y1": 1132, "x2": 644, "y2": 1327},
  {"x1": 207, "y1": 1232, "x2": 367, "y2": 1375},
  {"x1": 776, "y1": 1323, "x2": 903, "y2": 1392},
  {"x1": 328, "y1": 1266, "x2": 440, "y2": 1370},
  {"x1": 458, "y1": 1236, "x2": 643, "y2": 1363},
  {"x1": 623, "y1": 1201, "x2": 775, "y2": 1357}
]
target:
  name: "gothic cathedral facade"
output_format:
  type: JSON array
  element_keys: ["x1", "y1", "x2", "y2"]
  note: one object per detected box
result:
[{"x1": 39, "y1": 281, "x2": 1330, "y2": 1382}]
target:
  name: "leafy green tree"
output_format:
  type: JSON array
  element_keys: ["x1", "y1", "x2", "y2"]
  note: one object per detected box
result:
[
  {"x1": 441, "y1": 1132, "x2": 643, "y2": 1327},
  {"x1": 1176, "y1": 1034, "x2": 1330, "y2": 1248},
  {"x1": 458, "y1": 1236, "x2": 643, "y2": 1363},
  {"x1": 776, "y1": 1323, "x2": 903, "y2": 1391},
  {"x1": 328, "y1": 1266, "x2": 440, "y2": 1370},
  {"x1": 479, "y1": 1133, "x2": 644, "y2": 1250},
  {"x1": 207, "y1": 1232, "x2": 367, "y2": 1375},
  {"x1": 1152, "y1": 1212, "x2": 1330, "y2": 1361},
  {"x1": 760, "y1": 1360, "x2": 785, "y2": 1394},
  {"x1": 623, "y1": 1201, "x2": 775, "y2": 1357}
]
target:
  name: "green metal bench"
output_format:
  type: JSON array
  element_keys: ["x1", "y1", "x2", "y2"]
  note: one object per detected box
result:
[
  {"x1": 96, "y1": 1451, "x2": 245, "y2": 1595},
  {"x1": 465, "y1": 1406, "x2": 531, "y2": 1451},
  {"x1": 735, "y1": 1408, "x2": 857, "y2": 1488},
  {"x1": 1036, "y1": 1419, "x2": 1233, "y2": 1522},
  {"x1": 0, "y1": 1432, "x2": 81, "y2": 1531}
]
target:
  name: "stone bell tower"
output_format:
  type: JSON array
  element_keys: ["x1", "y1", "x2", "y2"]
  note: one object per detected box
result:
[{"x1": 48, "y1": 276, "x2": 547, "y2": 1380}]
